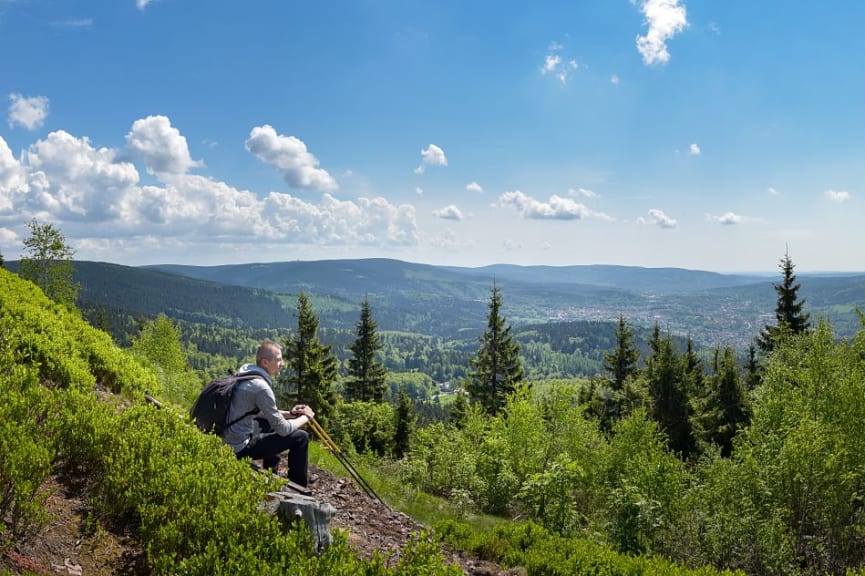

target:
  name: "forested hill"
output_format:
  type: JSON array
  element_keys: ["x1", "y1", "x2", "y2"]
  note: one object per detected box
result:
[
  {"x1": 9, "y1": 258, "x2": 861, "y2": 348},
  {"x1": 147, "y1": 258, "x2": 764, "y2": 296}
]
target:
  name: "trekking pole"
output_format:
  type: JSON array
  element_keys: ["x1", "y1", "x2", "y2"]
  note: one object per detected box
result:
[{"x1": 308, "y1": 418, "x2": 384, "y2": 504}]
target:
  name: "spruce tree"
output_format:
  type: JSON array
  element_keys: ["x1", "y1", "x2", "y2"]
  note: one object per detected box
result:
[
  {"x1": 466, "y1": 283, "x2": 524, "y2": 416},
  {"x1": 345, "y1": 297, "x2": 388, "y2": 403},
  {"x1": 393, "y1": 389, "x2": 415, "y2": 458},
  {"x1": 693, "y1": 346, "x2": 750, "y2": 457},
  {"x1": 19, "y1": 218, "x2": 79, "y2": 308},
  {"x1": 757, "y1": 250, "x2": 811, "y2": 353},
  {"x1": 604, "y1": 315, "x2": 640, "y2": 391},
  {"x1": 643, "y1": 325, "x2": 695, "y2": 459},
  {"x1": 281, "y1": 293, "x2": 338, "y2": 424}
]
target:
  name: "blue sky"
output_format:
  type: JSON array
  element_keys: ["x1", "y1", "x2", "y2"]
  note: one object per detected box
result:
[{"x1": 1, "y1": 0, "x2": 863, "y2": 273}]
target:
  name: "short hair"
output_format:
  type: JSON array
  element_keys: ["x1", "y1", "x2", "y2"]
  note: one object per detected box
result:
[{"x1": 256, "y1": 340, "x2": 282, "y2": 364}]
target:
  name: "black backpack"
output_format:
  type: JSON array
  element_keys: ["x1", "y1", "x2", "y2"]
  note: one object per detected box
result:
[{"x1": 190, "y1": 374, "x2": 260, "y2": 435}]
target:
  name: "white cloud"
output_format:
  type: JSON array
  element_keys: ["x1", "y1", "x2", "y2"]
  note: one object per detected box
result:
[
  {"x1": 1, "y1": 120, "x2": 418, "y2": 253},
  {"x1": 824, "y1": 189, "x2": 851, "y2": 202},
  {"x1": 707, "y1": 212, "x2": 743, "y2": 226},
  {"x1": 8, "y1": 94, "x2": 49, "y2": 130},
  {"x1": 126, "y1": 115, "x2": 203, "y2": 175},
  {"x1": 499, "y1": 190, "x2": 611, "y2": 221},
  {"x1": 645, "y1": 208, "x2": 677, "y2": 228},
  {"x1": 0, "y1": 226, "x2": 17, "y2": 247},
  {"x1": 0, "y1": 136, "x2": 29, "y2": 213},
  {"x1": 466, "y1": 181, "x2": 483, "y2": 193},
  {"x1": 137, "y1": 0, "x2": 155, "y2": 9},
  {"x1": 245, "y1": 125, "x2": 338, "y2": 192},
  {"x1": 50, "y1": 18, "x2": 94, "y2": 28},
  {"x1": 768, "y1": 187, "x2": 779, "y2": 196},
  {"x1": 568, "y1": 187, "x2": 598, "y2": 199},
  {"x1": 689, "y1": 143, "x2": 701, "y2": 155},
  {"x1": 611, "y1": 74, "x2": 621, "y2": 85},
  {"x1": 414, "y1": 144, "x2": 448, "y2": 174},
  {"x1": 22, "y1": 130, "x2": 140, "y2": 221},
  {"x1": 415, "y1": 187, "x2": 424, "y2": 196},
  {"x1": 540, "y1": 46, "x2": 579, "y2": 84},
  {"x1": 433, "y1": 204, "x2": 463, "y2": 221},
  {"x1": 632, "y1": 0, "x2": 688, "y2": 66}
]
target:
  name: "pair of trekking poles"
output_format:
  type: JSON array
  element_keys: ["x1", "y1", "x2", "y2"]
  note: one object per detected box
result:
[{"x1": 308, "y1": 418, "x2": 384, "y2": 505}]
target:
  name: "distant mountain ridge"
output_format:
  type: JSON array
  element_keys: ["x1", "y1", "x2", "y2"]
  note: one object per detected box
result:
[
  {"x1": 146, "y1": 258, "x2": 766, "y2": 296},
  {"x1": 9, "y1": 258, "x2": 862, "y2": 348}
]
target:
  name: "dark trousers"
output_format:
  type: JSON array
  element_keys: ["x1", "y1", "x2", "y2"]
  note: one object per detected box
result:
[{"x1": 237, "y1": 429, "x2": 309, "y2": 486}]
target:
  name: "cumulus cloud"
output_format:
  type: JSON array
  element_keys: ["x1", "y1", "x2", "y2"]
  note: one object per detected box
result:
[
  {"x1": 611, "y1": 74, "x2": 621, "y2": 85},
  {"x1": 824, "y1": 189, "x2": 851, "y2": 202},
  {"x1": 499, "y1": 190, "x2": 611, "y2": 221},
  {"x1": 632, "y1": 0, "x2": 688, "y2": 66},
  {"x1": 22, "y1": 130, "x2": 140, "y2": 221},
  {"x1": 1, "y1": 119, "x2": 418, "y2": 253},
  {"x1": 126, "y1": 115, "x2": 203, "y2": 175},
  {"x1": 706, "y1": 212, "x2": 743, "y2": 225},
  {"x1": 689, "y1": 143, "x2": 701, "y2": 155},
  {"x1": 8, "y1": 94, "x2": 49, "y2": 130},
  {"x1": 466, "y1": 181, "x2": 483, "y2": 193},
  {"x1": 433, "y1": 204, "x2": 463, "y2": 221},
  {"x1": 137, "y1": 0, "x2": 155, "y2": 9},
  {"x1": 0, "y1": 137, "x2": 29, "y2": 212},
  {"x1": 768, "y1": 187, "x2": 779, "y2": 196},
  {"x1": 245, "y1": 125, "x2": 338, "y2": 192},
  {"x1": 644, "y1": 208, "x2": 677, "y2": 228},
  {"x1": 414, "y1": 144, "x2": 448, "y2": 174}
]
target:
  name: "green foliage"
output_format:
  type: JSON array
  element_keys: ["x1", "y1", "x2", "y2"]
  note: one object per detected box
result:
[
  {"x1": 345, "y1": 297, "x2": 388, "y2": 403},
  {"x1": 18, "y1": 218, "x2": 79, "y2": 308},
  {"x1": 434, "y1": 519, "x2": 744, "y2": 576},
  {"x1": 0, "y1": 322, "x2": 55, "y2": 538},
  {"x1": 0, "y1": 268, "x2": 158, "y2": 397},
  {"x1": 331, "y1": 400, "x2": 397, "y2": 456},
  {"x1": 130, "y1": 314, "x2": 201, "y2": 406},
  {"x1": 466, "y1": 284, "x2": 524, "y2": 416}
]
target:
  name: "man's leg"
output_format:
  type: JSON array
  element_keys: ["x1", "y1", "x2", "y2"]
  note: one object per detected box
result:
[{"x1": 239, "y1": 429, "x2": 309, "y2": 485}]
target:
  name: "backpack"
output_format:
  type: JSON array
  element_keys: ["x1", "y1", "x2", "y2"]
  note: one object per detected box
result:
[{"x1": 190, "y1": 374, "x2": 260, "y2": 435}]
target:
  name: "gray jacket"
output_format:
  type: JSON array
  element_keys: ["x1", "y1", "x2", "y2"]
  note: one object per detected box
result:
[{"x1": 222, "y1": 363, "x2": 297, "y2": 453}]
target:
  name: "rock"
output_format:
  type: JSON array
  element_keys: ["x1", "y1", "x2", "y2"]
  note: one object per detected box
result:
[{"x1": 261, "y1": 491, "x2": 337, "y2": 553}]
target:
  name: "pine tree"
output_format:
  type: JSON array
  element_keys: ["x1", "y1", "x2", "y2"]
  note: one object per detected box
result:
[
  {"x1": 281, "y1": 293, "x2": 339, "y2": 424},
  {"x1": 604, "y1": 315, "x2": 640, "y2": 391},
  {"x1": 693, "y1": 346, "x2": 750, "y2": 457},
  {"x1": 745, "y1": 343, "x2": 762, "y2": 390},
  {"x1": 19, "y1": 218, "x2": 79, "y2": 308},
  {"x1": 448, "y1": 391, "x2": 469, "y2": 428},
  {"x1": 393, "y1": 389, "x2": 415, "y2": 458},
  {"x1": 643, "y1": 325, "x2": 695, "y2": 459},
  {"x1": 345, "y1": 297, "x2": 388, "y2": 403},
  {"x1": 757, "y1": 250, "x2": 811, "y2": 353},
  {"x1": 466, "y1": 283, "x2": 524, "y2": 416}
]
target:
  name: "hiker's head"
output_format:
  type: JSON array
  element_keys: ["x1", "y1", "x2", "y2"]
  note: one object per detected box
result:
[{"x1": 256, "y1": 340, "x2": 284, "y2": 377}]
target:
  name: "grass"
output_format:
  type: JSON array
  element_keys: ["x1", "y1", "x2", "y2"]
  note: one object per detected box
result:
[{"x1": 308, "y1": 441, "x2": 508, "y2": 533}]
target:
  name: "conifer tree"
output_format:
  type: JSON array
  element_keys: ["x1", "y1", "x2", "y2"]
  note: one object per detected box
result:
[
  {"x1": 466, "y1": 283, "x2": 524, "y2": 416},
  {"x1": 345, "y1": 297, "x2": 388, "y2": 403},
  {"x1": 604, "y1": 315, "x2": 640, "y2": 391},
  {"x1": 393, "y1": 389, "x2": 415, "y2": 458},
  {"x1": 19, "y1": 219, "x2": 79, "y2": 308},
  {"x1": 757, "y1": 250, "x2": 811, "y2": 353},
  {"x1": 448, "y1": 390, "x2": 469, "y2": 428},
  {"x1": 643, "y1": 324, "x2": 695, "y2": 458},
  {"x1": 281, "y1": 293, "x2": 338, "y2": 424},
  {"x1": 699, "y1": 346, "x2": 749, "y2": 457},
  {"x1": 745, "y1": 343, "x2": 762, "y2": 390}
]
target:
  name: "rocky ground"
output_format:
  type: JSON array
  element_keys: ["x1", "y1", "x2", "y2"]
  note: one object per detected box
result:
[{"x1": 1, "y1": 463, "x2": 516, "y2": 575}]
